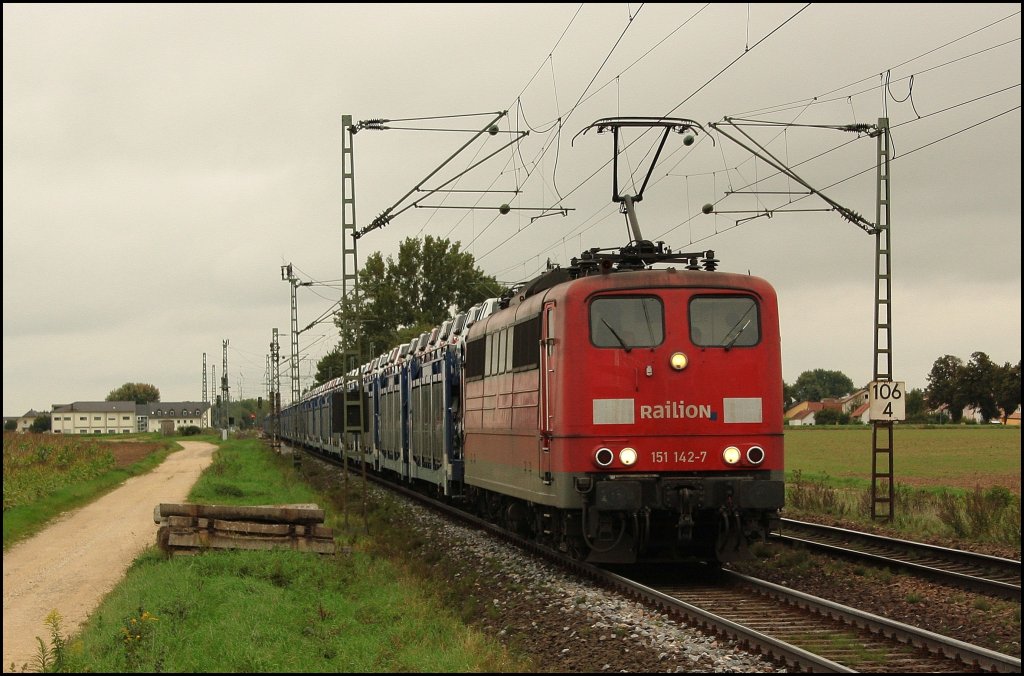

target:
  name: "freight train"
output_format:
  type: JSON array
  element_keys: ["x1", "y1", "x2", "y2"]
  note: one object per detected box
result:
[
  {"x1": 277, "y1": 242, "x2": 784, "y2": 563},
  {"x1": 278, "y1": 117, "x2": 784, "y2": 564}
]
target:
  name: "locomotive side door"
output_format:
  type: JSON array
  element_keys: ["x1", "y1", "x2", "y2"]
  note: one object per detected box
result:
[{"x1": 538, "y1": 301, "x2": 556, "y2": 484}]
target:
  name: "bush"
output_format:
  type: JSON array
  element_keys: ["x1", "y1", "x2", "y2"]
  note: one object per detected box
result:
[
  {"x1": 786, "y1": 470, "x2": 848, "y2": 517},
  {"x1": 30, "y1": 415, "x2": 52, "y2": 433},
  {"x1": 935, "y1": 485, "x2": 1020, "y2": 545},
  {"x1": 814, "y1": 409, "x2": 850, "y2": 425},
  {"x1": 179, "y1": 426, "x2": 202, "y2": 436}
]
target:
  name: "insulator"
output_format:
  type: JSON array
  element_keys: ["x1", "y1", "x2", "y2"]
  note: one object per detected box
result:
[
  {"x1": 685, "y1": 258, "x2": 700, "y2": 271},
  {"x1": 702, "y1": 256, "x2": 719, "y2": 272},
  {"x1": 357, "y1": 118, "x2": 389, "y2": 131}
]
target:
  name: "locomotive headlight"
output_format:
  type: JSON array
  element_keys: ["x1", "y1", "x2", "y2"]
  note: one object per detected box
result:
[
  {"x1": 746, "y1": 446, "x2": 765, "y2": 465},
  {"x1": 619, "y1": 447, "x2": 638, "y2": 466},
  {"x1": 722, "y1": 446, "x2": 741, "y2": 465},
  {"x1": 594, "y1": 447, "x2": 614, "y2": 467},
  {"x1": 670, "y1": 352, "x2": 688, "y2": 371}
]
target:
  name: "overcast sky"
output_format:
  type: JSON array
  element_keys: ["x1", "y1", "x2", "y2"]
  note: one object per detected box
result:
[{"x1": 3, "y1": 3, "x2": 1021, "y2": 416}]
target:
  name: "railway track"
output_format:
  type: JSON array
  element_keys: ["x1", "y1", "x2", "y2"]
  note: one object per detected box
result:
[
  {"x1": 295, "y1": 447, "x2": 1021, "y2": 673},
  {"x1": 775, "y1": 518, "x2": 1021, "y2": 601},
  {"x1": 625, "y1": 566, "x2": 1020, "y2": 672}
]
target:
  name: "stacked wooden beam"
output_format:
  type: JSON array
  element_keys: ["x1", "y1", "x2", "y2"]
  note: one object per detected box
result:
[{"x1": 154, "y1": 503, "x2": 335, "y2": 555}]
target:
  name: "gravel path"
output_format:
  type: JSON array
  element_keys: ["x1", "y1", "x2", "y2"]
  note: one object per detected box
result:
[{"x1": 2, "y1": 441, "x2": 215, "y2": 672}]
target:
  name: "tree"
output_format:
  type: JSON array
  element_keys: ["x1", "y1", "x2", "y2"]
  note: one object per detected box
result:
[
  {"x1": 814, "y1": 408, "x2": 850, "y2": 425},
  {"x1": 993, "y1": 360, "x2": 1021, "y2": 424},
  {"x1": 107, "y1": 383, "x2": 160, "y2": 404},
  {"x1": 30, "y1": 413, "x2": 51, "y2": 433},
  {"x1": 5, "y1": 418, "x2": 17, "y2": 431},
  {"x1": 904, "y1": 387, "x2": 928, "y2": 423},
  {"x1": 782, "y1": 382, "x2": 797, "y2": 410},
  {"x1": 348, "y1": 250, "x2": 403, "y2": 355},
  {"x1": 334, "y1": 235, "x2": 503, "y2": 357},
  {"x1": 925, "y1": 353, "x2": 1017, "y2": 424},
  {"x1": 314, "y1": 347, "x2": 351, "y2": 387},
  {"x1": 228, "y1": 398, "x2": 262, "y2": 430},
  {"x1": 963, "y1": 352, "x2": 1000, "y2": 422},
  {"x1": 790, "y1": 369, "x2": 855, "y2": 403},
  {"x1": 925, "y1": 355, "x2": 970, "y2": 423}
]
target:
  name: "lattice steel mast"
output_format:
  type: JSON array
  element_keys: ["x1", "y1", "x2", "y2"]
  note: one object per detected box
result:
[
  {"x1": 221, "y1": 339, "x2": 230, "y2": 430},
  {"x1": 341, "y1": 115, "x2": 364, "y2": 462},
  {"x1": 871, "y1": 118, "x2": 895, "y2": 521}
]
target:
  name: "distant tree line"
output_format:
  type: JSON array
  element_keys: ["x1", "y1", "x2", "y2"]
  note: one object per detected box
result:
[
  {"x1": 784, "y1": 369, "x2": 855, "y2": 406},
  {"x1": 783, "y1": 369, "x2": 859, "y2": 425},
  {"x1": 925, "y1": 353, "x2": 1020, "y2": 424}
]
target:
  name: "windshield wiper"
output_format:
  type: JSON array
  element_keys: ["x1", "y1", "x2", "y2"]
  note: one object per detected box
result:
[
  {"x1": 720, "y1": 304, "x2": 755, "y2": 351},
  {"x1": 723, "y1": 318, "x2": 751, "y2": 351},
  {"x1": 602, "y1": 319, "x2": 631, "y2": 352}
]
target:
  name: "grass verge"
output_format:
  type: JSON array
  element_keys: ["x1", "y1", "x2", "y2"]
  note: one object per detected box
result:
[{"x1": 31, "y1": 437, "x2": 528, "y2": 673}]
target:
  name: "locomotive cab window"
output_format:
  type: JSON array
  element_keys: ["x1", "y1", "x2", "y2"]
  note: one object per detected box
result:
[
  {"x1": 689, "y1": 296, "x2": 760, "y2": 348},
  {"x1": 590, "y1": 296, "x2": 664, "y2": 349}
]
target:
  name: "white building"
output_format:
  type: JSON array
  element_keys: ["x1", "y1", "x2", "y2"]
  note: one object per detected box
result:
[
  {"x1": 50, "y1": 401, "x2": 212, "y2": 434},
  {"x1": 51, "y1": 401, "x2": 138, "y2": 435},
  {"x1": 137, "y1": 402, "x2": 211, "y2": 433}
]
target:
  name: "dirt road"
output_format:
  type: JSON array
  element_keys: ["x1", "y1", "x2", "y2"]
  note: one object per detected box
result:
[{"x1": 2, "y1": 440, "x2": 215, "y2": 672}]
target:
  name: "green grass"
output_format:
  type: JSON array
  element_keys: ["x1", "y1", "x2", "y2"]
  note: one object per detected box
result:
[
  {"x1": 36, "y1": 437, "x2": 528, "y2": 673},
  {"x1": 188, "y1": 437, "x2": 319, "y2": 507},
  {"x1": 63, "y1": 548, "x2": 519, "y2": 672},
  {"x1": 784, "y1": 426, "x2": 1021, "y2": 490}
]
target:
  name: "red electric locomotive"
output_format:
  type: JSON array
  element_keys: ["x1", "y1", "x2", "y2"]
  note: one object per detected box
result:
[{"x1": 462, "y1": 248, "x2": 783, "y2": 563}]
